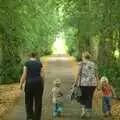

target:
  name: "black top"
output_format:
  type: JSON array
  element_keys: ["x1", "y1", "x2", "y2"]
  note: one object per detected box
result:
[{"x1": 24, "y1": 59, "x2": 43, "y2": 84}]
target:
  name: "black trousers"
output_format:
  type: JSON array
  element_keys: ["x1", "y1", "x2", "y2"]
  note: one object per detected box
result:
[
  {"x1": 25, "y1": 83, "x2": 43, "y2": 120},
  {"x1": 80, "y1": 86, "x2": 96, "y2": 109}
]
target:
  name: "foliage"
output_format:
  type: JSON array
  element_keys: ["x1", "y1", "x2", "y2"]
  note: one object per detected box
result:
[
  {"x1": 98, "y1": 63, "x2": 120, "y2": 97},
  {"x1": 0, "y1": 0, "x2": 120, "y2": 97},
  {"x1": 56, "y1": 0, "x2": 120, "y2": 96},
  {"x1": 0, "y1": 0, "x2": 59, "y2": 83}
]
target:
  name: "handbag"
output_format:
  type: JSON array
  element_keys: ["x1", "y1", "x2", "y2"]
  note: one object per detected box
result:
[
  {"x1": 70, "y1": 85, "x2": 82, "y2": 102},
  {"x1": 70, "y1": 62, "x2": 83, "y2": 102}
]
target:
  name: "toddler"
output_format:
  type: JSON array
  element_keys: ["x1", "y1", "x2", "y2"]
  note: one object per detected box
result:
[{"x1": 52, "y1": 78, "x2": 63, "y2": 117}]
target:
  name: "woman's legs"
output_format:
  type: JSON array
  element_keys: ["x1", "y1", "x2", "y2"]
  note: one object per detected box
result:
[
  {"x1": 34, "y1": 88, "x2": 43, "y2": 120},
  {"x1": 25, "y1": 89, "x2": 34, "y2": 120},
  {"x1": 80, "y1": 87, "x2": 88, "y2": 117},
  {"x1": 25, "y1": 83, "x2": 43, "y2": 120},
  {"x1": 86, "y1": 86, "x2": 96, "y2": 110},
  {"x1": 80, "y1": 86, "x2": 96, "y2": 117}
]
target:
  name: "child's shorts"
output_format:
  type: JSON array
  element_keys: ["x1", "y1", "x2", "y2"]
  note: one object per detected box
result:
[{"x1": 53, "y1": 103, "x2": 63, "y2": 117}]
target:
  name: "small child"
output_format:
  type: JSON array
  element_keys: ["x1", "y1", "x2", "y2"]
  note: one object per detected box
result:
[
  {"x1": 100, "y1": 76, "x2": 116, "y2": 117},
  {"x1": 52, "y1": 78, "x2": 63, "y2": 117}
]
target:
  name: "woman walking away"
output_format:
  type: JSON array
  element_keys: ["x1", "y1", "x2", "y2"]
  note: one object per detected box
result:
[
  {"x1": 75, "y1": 52, "x2": 98, "y2": 118},
  {"x1": 20, "y1": 52, "x2": 44, "y2": 120}
]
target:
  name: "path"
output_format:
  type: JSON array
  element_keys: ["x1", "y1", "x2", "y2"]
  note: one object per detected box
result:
[{"x1": 3, "y1": 55, "x2": 113, "y2": 120}]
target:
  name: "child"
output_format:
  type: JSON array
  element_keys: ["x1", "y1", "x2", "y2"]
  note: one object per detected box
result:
[
  {"x1": 52, "y1": 78, "x2": 63, "y2": 117},
  {"x1": 100, "y1": 76, "x2": 116, "y2": 117}
]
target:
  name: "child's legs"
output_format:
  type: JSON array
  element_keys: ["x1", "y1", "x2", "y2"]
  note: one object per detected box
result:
[
  {"x1": 102, "y1": 96, "x2": 111, "y2": 113},
  {"x1": 56, "y1": 103, "x2": 63, "y2": 113},
  {"x1": 53, "y1": 103, "x2": 58, "y2": 117},
  {"x1": 102, "y1": 96, "x2": 107, "y2": 113},
  {"x1": 53, "y1": 103, "x2": 63, "y2": 117},
  {"x1": 53, "y1": 103, "x2": 57, "y2": 113},
  {"x1": 106, "y1": 97, "x2": 111, "y2": 112}
]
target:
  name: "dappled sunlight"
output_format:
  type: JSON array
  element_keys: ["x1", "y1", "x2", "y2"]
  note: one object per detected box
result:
[
  {"x1": 114, "y1": 49, "x2": 119, "y2": 58},
  {"x1": 49, "y1": 55, "x2": 76, "y2": 62},
  {"x1": 52, "y1": 33, "x2": 68, "y2": 55},
  {"x1": 50, "y1": 55, "x2": 69, "y2": 61}
]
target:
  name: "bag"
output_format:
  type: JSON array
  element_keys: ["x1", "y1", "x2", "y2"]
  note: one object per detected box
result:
[
  {"x1": 70, "y1": 85, "x2": 82, "y2": 102},
  {"x1": 70, "y1": 62, "x2": 83, "y2": 102}
]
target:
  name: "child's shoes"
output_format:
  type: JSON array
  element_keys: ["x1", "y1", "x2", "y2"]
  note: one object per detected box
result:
[
  {"x1": 57, "y1": 107, "x2": 63, "y2": 113},
  {"x1": 104, "y1": 112, "x2": 112, "y2": 117},
  {"x1": 53, "y1": 108, "x2": 63, "y2": 117},
  {"x1": 53, "y1": 112, "x2": 57, "y2": 117},
  {"x1": 108, "y1": 112, "x2": 112, "y2": 116}
]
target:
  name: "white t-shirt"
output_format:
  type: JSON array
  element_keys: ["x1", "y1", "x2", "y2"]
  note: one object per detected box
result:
[{"x1": 52, "y1": 87, "x2": 63, "y2": 104}]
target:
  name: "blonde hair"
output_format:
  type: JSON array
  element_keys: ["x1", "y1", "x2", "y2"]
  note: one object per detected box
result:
[{"x1": 100, "y1": 76, "x2": 109, "y2": 84}]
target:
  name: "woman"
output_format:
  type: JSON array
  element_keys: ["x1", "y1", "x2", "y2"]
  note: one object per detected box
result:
[
  {"x1": 75, "y1": 52, "x2": 98, "y2": 118},
  {"x1": 20, "y1": 52, "x2": 44, "y2": 120}
]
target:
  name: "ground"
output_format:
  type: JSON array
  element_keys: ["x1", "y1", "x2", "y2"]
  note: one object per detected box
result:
[
  {"x1": 0, "y1": 84, "x2": 20, "y2": 119},
  {"x1": 0, "y1": 55, "x2": 120, "y2": 120}
]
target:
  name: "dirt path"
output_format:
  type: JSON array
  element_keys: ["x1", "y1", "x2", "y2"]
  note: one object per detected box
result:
[
  {"x1": 2, "y1": 55, "x2": 119, "y2": 120},
  {"x1": 0, "y1": 84, "x2": 20, "y2": 120}
]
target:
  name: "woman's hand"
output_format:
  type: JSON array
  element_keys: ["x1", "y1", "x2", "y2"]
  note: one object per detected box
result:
[
  {"x1": 72, "y1": 82, "x2": 77, "y2": 88},
  {"x1": 20, "y1": 83, "x2": 23, "y2": 90}
]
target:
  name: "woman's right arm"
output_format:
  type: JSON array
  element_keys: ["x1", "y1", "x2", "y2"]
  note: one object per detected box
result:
[{"x1": 20, "y1": 66, "x2": 27, "y2": 90}]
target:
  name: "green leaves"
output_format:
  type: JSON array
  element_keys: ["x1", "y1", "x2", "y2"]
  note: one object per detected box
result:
[
  {"x1": 0, "y1": 0, "x2": 120, "y2": 96},
  {"x1": 0, "y1": 0, "x2": 59, "y2": 83}
]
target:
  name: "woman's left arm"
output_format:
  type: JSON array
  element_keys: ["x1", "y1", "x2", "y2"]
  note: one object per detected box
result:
[
  {"x1": 41, "y1": 67, "x2": 45, "y2": 80},
  {"x1": 20, "y1": 66, "x2": 27, "y2": 90}
]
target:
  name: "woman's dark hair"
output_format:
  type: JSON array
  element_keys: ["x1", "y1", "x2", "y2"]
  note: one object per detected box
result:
[
  {"x1": 29, "y1": 52, "x2": 38, "y2": 58},
  {"x1": 82, "y1": 52, "x2": 91, "y2": 60}
]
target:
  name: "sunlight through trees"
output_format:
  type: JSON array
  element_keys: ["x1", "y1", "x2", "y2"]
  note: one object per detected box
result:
[
  {"x1": 0, "y1": 0, "x2": 120, "y2": 97},
  {"x1": 52, "y1": 32, "x2": 68, "y2": 54}
]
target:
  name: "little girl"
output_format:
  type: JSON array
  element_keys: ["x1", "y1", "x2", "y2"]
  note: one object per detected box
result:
[
  {"x1": 52, "y1": 78, "x2": 63, "y2": 117},
  {"x1": 100, "y1": 76, "x2": 116, "y2": 117}
]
